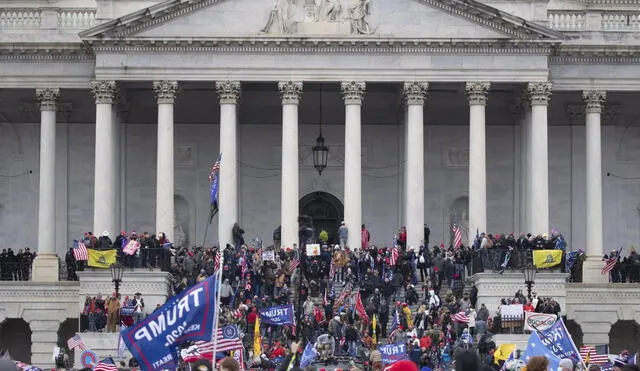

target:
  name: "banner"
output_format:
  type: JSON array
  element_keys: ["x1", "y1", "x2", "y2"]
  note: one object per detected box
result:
[
  {"x1": 258, "y1": 304, "x2": 295, "y2": 327},
  {"x1": 379, "y1": 343, "x2": 408, "y2": 364},
  {"x1": 121, "y1": 275, "x2": 217, "y2": 371},
  {"x1": 261, "y1": 251, "x2": 275, "y2": 261},
  {"x1": 500, "y1": 304, "x2": 523, "y2": 318},
  {"x1": 533, "y1": 250, "x2": 563, "y2": 268},
  {"x1": 306, "y1": 244, "x2": 320, "y2": 256},
  {"x1": 300, "y1": 342, "x2": 317, "y2": 368},
  {"x1": 538, "y1": 318, "x2": 583, "y2": 365},
  {"x1": 87, "y1": 249, "x2": 117, "y2": 268},
  {"x1": 524, "y1": 312, "x2": 557, "y2": 332},
  {"x1": 123, "y1": 240, "x2": 140, "y2": 256}
]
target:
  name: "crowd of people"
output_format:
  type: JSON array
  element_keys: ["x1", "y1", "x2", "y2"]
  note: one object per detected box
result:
[{"x1": 0, "y1": 248, "x2": 35, "y2": 281}]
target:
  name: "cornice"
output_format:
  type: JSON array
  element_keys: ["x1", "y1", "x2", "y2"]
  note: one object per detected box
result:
[
  {"x1": 0, "y1": 43, "x2": 94, "y2": 61},
  {"x1": 85, "y1": 38, "x2": 557, "y2": 55},
  {"x1": 552, "y1": 45, "x2": 640, "y2": 64}
]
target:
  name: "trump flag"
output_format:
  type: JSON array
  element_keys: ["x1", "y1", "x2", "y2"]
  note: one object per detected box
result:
[{"x1": 121, "y1": 275, "x2": 218, "y2": 371}]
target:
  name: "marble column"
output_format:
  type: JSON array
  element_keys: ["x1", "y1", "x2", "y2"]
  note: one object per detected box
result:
[
  {"x1": 518, "y1": 91, "x2": 532, "y2": 233},
  {"x1": 341, "y1": 81, "x2": 365, "y2": 251},
  {"x1": 153, "y1": 81, "x2": 179, "y2": 240},
  {"x1": 32, "y1": 88, "x2": 60, "y2": 282},
  {"x1": 278, "y1": 81, "x2": 303, "y2": 250},
  {"x1": 582, "y1": 90, "x2": 607, "y2": 283},
  {"x1": 526, "y1": 82, "x2": 552, "y2": 235},
  {"x1": 90, "y1": 81, "x2": 117, "y2": 239},
  {"x1": 465, "y1": 82, "x2": 490, "y2": 245},
  {"x1": 403, "y1": 82, "x2": 429, "y2": 250},
  {"x1": 216, "y1": 81, "x2": 241, "y2": 247}
]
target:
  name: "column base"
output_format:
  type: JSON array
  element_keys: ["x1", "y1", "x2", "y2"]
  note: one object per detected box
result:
[
  {"x1": 31, "y1": 253, "x2": 59, "y2": 282},
  {"x1": 581, "y1": 256, "x2": 609, "y2": 284}
]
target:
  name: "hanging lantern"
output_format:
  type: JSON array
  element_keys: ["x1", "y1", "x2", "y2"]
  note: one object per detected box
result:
[{"x1": 312, "y1": 130, "x2": 329, "y2": 175}]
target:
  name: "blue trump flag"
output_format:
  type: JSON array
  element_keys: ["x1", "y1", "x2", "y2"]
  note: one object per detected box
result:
[
  {"x1": 258, "y1": 304, "x2": 296, "y2": 326},
  {"x1": 121, "y1": 275, "x2": 218, "y2": 371},
  {"x1": 300, "y1": 342, "x2": 317, "y2": 368},
  {"x1": 520, "y1": 332, "x2": 561, "y2": 370},
  {"x1": 538, "y1": 318, "x2": 583, "y2": 365},
  {"x1": 379, "y1": 343, "x2": 408, "y2": 365},
  {"x1": 208, "y1": 153, "x2": 221, "y2": 224}
]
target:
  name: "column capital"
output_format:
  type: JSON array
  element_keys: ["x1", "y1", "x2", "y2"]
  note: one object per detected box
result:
[
  {"x1": 153, "y1": 80, "x2": 179, "y2": 104},
  {"x1": 582, "y1": 90, "x2": 606, "y2": 114},
  {"x1": 278, "y1": 81, "x2": 303, "y2": 105},
  {"x1": 341, "y1": 81, "x2": 366, "y2": 105},
  {"x1": 527, "y1": 82, "x2": 552, "y2": 106},
  {"x1": 402, "y1": 82, "x2": 429, "y2": 105},
  {"x1": 35, "y1": 88, "x2": 60, "y2": 112},
  {"x1": 465, "y1": 81, "x2": 490, "y2": 105},
  {"x1": 90, "y1": 80, "x2": 117, "y2": 104},
  {"x1": 216, "y1": 81, "x2": 241, "y2": 104}
]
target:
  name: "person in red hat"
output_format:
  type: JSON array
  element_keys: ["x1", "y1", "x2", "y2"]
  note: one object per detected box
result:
[{"x1": 383, "y1": 360, "x2": 418, "y2": 371}]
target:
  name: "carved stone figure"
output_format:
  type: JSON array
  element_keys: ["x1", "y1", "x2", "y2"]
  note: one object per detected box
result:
[
  {"x1": 173, "y1": 212, "x2": 186, "y2": 249},
  {"x1": 348, "y1": 0, "x2": 373, "y2": 34},
  {"x1": 315, "y1": 0, "x2": 343, "y2": 22},
  {"x1": 262, "y1": 0, "x2": 297, "y2": 34}
]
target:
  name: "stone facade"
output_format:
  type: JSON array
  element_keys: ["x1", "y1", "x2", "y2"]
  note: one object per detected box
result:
[{"x1": 0, "y1": 0, "x2": 640, "y2": 366}]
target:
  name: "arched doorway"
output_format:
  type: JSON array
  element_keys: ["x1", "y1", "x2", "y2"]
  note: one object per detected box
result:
[
  {"x1": 299, "y1": 192, "x2": 344, "y2": 245},
  {"x1": 0, "y1": 319, "x2": 32, "y2": 363},
  {"x1": 609, "y1": 320, "x2": 640, "y2": 354},
  {"x1": 564, "y1": 318, "x2": 584, "y2": 348},
  {"x1": 57, "y1": 318, "x2": 79, "y2": 364},
  {"x1": 449, "y1": 196, "x2": 469, "y2": 246}
]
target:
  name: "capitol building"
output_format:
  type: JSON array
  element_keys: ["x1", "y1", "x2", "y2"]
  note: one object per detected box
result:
[{"x1": 0, "y1": 0, "x2": 639, "y2": 367}]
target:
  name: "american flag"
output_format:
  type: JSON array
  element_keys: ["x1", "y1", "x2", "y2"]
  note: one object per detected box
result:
[
  {"x1": 66, "y1": 334, "x2": 86, "y2": 351},
  {"x1": 214, "y1": 250, "x2": 221, "y2": 273},
  {"x1": 208, "y1": 158, "x2": 221, "y2": 184},
  {"x1": 72, "y1": 240, "x2": 88, "y2": 261},
  {"x1": 289, "y1": 258, "x2": 300, "y2": 273},
  {"x1": 354, "y1": 292, "x2": 370, "y2": 324},
  {"x1": 241, "y1": 252, "x2": 248, "y2": 278},
  {"x1": 93, "y1": 358, "x2": 118, "y2": 371},
  {"x1": 452, "y1": 224, "x2": 462, "y2": 249},
  {"x1": 389, "y1": 309, "x2": 400, "y2": 340},
  {"x1": 452, "y1": 311, "x2": 470, "y2": 323},
  {"x1": 601, "y1": 255, "x2": 618, "y2": 275},
  {"x1": 389, "y1": 238, "x2": 399, "y2": 266},
  {"x1": 195, "y1": 325, "x2": 243, "y2": 355},
  {"x1": 580, "y1": 346, "x2": 609, "y2": 364}
]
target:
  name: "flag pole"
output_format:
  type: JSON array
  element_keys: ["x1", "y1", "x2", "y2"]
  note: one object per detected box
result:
[{"x1": 211, "y1": 242, "x2": 224, "y2": 367}]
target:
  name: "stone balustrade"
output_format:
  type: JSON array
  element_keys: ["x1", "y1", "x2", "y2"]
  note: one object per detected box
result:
[
  {"x1": 548, "y1": 9, "x2": 640, "y2": 31},
  {"x1": 0, "y1": 8, "x2": 41, "y2": 28},
  {"x1": 57, "y1": 9, "x2": 96, "y2": 29},
  {"x1": 548, "y1": 11, "x2": 587, "y2": 31},
  {"x1": 0, "y1": 7, "x2": 95, "y2": 30}
]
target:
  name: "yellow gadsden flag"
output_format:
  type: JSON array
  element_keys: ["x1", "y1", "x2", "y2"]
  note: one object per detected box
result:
[
  {"x1": 87, "y1": 249, "x2": 117, "y2": 268},
  {"x1": 494, "y1": 343, "x2": 517, "y2": 365},
  {"x1": 533, "y1": 250, "x2": 563, "y2": 269}
]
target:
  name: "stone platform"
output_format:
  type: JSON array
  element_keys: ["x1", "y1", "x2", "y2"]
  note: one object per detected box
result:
[
  {"x1": 77, "y1": 268, "x2": 173, "y2": 313},
  {"x1": 469, "y1": 272, "x2": 568, "y2": 315},
  {"x1": 74, "y1": 332, "x2": 131, "y2": 367}
]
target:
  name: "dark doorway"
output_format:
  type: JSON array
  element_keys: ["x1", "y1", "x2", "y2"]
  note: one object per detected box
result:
[
  {"x1": 609, "y1": 320, "x2": 640, "y2": 354},
  {"x1": 58, "y1": 318, "x2": 79, "y2": 363},
  {"x1": 299, "y1": 192, "x2": 344, "y2": 245},
  {"x1": 0, "y1": 319, "x2": 31, "y2": 363}
]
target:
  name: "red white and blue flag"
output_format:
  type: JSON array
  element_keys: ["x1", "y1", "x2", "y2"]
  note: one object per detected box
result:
[
  {"x1": 390, "y1": 237, "x2": 399, "y2": 266},
  {"x1": 94, "y1": 357, "x2": 118, "y2": 371},
  {"x1": 73, "y1": 240, "x2": 88, "y2": 261},
  {"x1": 289, "y1": 258, "x2": 300, "y2": 273},
  {"x1": 452, "y1": 224, "x2": 462, "y2": 249}
]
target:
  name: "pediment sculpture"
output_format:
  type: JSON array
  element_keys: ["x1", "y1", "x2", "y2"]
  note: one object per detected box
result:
[{"x1": 261, "y1": 0, "x2": 374, "y2": 35}]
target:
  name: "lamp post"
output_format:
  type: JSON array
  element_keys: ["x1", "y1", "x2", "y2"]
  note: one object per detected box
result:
[
  {"x1": 110, "y1": 262, "x2": 125, "y2": 298},
  {"x1": 312, "y1": 84, "x2": 329, "y2": 175},
  {"x1": 523, "y1": 263, "x2": 537, "y2": 301}
]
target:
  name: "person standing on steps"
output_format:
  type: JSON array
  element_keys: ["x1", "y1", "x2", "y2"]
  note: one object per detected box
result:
[{"x1": 338, "y1": 221, "x2": 349, "y2": 250}]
